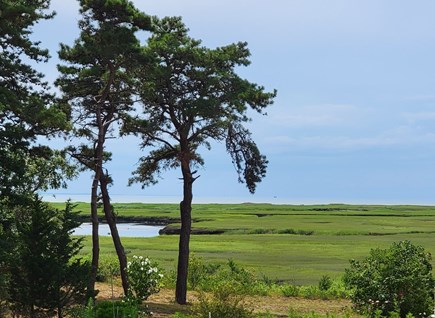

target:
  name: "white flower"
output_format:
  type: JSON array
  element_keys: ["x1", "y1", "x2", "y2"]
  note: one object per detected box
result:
[
  {"x1": 133, "y1": 255, "x2": 138, "y2": 259},
  {"x1": 159, "y1": 273, "x2": 164, "y2": 278},
  {"x1": 139, "y1": 256, "x2": 143, "y2": 259},
  {"x1": 141, "y1": 267, "x2": 144, "y2": 271}
]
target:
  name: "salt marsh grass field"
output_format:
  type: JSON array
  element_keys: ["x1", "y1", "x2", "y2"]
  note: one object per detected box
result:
[{"x1": 53, "y1": 202, "x2": 435, "y2": 285}]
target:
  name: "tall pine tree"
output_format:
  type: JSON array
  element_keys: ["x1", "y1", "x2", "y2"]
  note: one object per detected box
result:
[
  {"x1": 56, "y1": 0, "x2": 152, "y2": 297},
  {"x1": 125, "y1": 17, "x2": 276, "y2": 304}
]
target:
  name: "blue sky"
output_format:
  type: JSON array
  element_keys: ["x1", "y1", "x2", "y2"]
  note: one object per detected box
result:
[{"x1": 37, "y1": 1, "x2": 435, "y2": 204}]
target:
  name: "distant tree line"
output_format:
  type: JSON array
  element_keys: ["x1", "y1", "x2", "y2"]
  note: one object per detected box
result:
[{"x1": 0, "y1": 0, "x2": 275, "y2": 315}]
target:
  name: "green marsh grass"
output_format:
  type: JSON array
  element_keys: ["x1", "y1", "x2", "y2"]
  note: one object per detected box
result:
[{"x1": 60, "y1": 203, "x2": 435, "y2": 285}]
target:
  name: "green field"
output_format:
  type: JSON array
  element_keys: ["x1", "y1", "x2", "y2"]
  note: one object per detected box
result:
[{"x1": 52, "y1": 202, "x2": 435, "y2": 285}]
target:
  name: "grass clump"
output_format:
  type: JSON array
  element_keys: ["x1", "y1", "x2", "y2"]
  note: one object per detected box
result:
[
  {"x1": 186, "y1": 255, "x2": 274, "y2": 296},
  {"x1": 280, "y1": 279, "x2": 348, "y2": 300},
  {"x1": 183, "y1": 254, "x2": 349, "y2": 299}
]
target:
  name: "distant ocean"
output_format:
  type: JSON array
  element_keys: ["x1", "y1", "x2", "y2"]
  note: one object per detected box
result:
[
  {"x1": 41, "y1": 193, "x2": 432, "y2": 206},
  {"x1": 41, "y1": 193, "x2": 288, "y2": 204}
]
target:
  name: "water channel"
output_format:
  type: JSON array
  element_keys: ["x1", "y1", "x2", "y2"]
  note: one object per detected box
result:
[{"x1": 73, "y1": 223, "x2": 164, "y2": 238}]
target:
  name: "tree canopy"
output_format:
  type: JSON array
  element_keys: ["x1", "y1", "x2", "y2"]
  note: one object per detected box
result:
[
  {"x1": 0, "y1": 0, "x2": 71, "y2": 200},
  {"x1": 127, "y1": 17, "x2": 276, "y2": 192}
]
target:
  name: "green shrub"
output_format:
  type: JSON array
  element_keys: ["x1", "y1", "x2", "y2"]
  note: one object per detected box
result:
[
  {"x1": 127, "y1": 255, "x2": 163, "y2": 302},
  {"x1": 344, "y1": 240, "x2": 434, "y2": 318},
  {"x1": 67, "y1": 299, "x2": 149, "y2": 318},
  {"x1": 65, "y1": 299, "x2": 94, "y2": 318},
  {"x1": 318, "y1": 275, "x2": 332, "y2": 291},
  {"x1": 188, "y1": 258, "x2": 259, "y2": 295},
  {"x1": 188, "y1": 253, "x2": 210, "y2": 290},
  {"x1": 281, "y1": 280, "x2": 348, "y2": 300},
  {"x1": 96, "y1": 256, "x2": 120, "y2": 282},
  {"x1": 192, "y1": 282, "x2": 254, "y2": 318},
  {"x1": 93, "y1": 300, "x2": 144, "y2": 318},
  {"x1": 281, "y1": 284, "x2": 299, "y2": 297}
]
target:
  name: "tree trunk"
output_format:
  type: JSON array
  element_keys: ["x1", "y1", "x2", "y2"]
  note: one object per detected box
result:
[
  {"x1": 87, "y1": 99, "x2": 105, "y2": 299},
  {"x1": 87, "y1": 171, "x2": 100, "y2": 299},
  {"x1": 99, "y1": 174, "x2": 130, "y2": 296},
  {"x1": 175, "y1": 160, "x2": 193, "y2": 304}
]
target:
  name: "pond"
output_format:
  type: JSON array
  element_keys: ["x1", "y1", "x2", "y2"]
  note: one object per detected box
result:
[{"x1": 73, "y1": 223, "x2": 165, "y2": 238}]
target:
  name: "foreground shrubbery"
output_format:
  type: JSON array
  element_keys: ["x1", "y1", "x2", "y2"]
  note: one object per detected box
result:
[
  {"x1": 67, "y1": 299, "x2": 149, "y2": 318},
  {"x1": 344, "y1": 240, "x2": 434, "y2": 318},
  {"x1": 2, "y1": 199, "x2": 89, "y2": 318},
  {"x1": 127, "y1": 255, "x2": 164, "y2": 302},
  {"x1": 169, "y1": 243, "x2": 434, "y2": 318},
  {"x1": 192, "y1": 283, "x2": 255, "y2": 318},
  {"x1": 173, "y1": 254, "x2": 349, "y2": 300}
]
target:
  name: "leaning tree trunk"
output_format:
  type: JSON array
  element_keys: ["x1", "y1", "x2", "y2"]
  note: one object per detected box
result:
[
  {"x1": 88, "y1": 169, "x2": 100, "y2": 299},
  {"x1": 175, "y1": 161, "x2": 194, "y2": 304},
  {"x1": 100, "y1": 173, "x2": 130, "y2": 296}
]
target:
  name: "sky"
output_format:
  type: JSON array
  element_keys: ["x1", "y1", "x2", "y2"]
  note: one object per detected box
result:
[{"x1": 34, "y1": 0, "x2": 435, "y2": 204}]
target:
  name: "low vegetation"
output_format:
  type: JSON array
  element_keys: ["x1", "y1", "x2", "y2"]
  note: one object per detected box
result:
[
  {"x1": 344, "y1": 241, "x2": 434, "y2": 318},
  {"x1": 50, "y1": 202, "x2": 434, "y2": 317},
  {"x1": 58, "y1": 203, "x2": 435, "y2": 284},
  {"x1": 3, "y1": 201, "x2": 434, "y2": 317}
]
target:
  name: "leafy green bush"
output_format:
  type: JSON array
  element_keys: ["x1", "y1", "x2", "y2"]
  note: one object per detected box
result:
[
  {"x1": 281, "y1": 284, "x2": 299, "y2": 297},
  {"x1": 94, "y1": 300, "x2": 143, "y2": 318},
  {"x1": 96, "y1": 256, "x2": 120, "y2": 282},
  {"x1": 127, "y1": 255, "x2": 163, "y2": 302},
  {"x1": 344, "y1": 240, "x2": 434, "y2": 318},
  {"x1": 188, "y1": 253, "x2": 204, "y2": 290},
  {"x1": 68, "y1": 299, "x2": 147, "y2": 318},
  {"x1": 318, "y1": 275, "x2": 332, "y2": 291},
  {"x1": 192, "y1": 282, "x2": 254, "y2": 318},
  {"x1": 190, "y1": 258, "x2": 272, "y2": 296}
]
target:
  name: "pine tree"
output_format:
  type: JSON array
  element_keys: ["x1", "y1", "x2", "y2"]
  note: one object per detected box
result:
[
  {"x1": 56, "y1": 0, "x2": 152, "y2": 297},
  {"x1": 8, "y1": 198, "x2": 88, "y2": 318},
  {"x1": 126, "y1": 17, "x2": 276, "y2": 304}
]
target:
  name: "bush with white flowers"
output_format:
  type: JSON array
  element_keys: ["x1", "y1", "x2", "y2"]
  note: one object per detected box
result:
[{"x1": 127, "y1": 255, "x2": 164, "y2": 301}]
